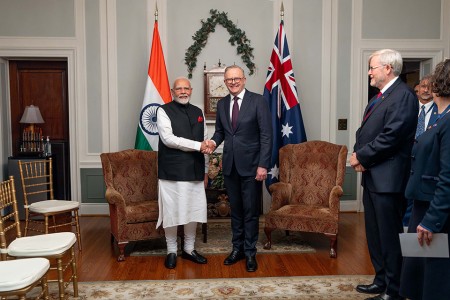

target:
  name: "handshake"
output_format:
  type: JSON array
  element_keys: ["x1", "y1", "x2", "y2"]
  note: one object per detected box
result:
[{"x1": 200, "y1": 139, "x2": 216, "y2": 154}]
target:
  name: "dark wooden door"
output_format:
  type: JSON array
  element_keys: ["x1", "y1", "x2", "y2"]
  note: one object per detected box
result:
[{"x1": 9, "y1": 60, "x2": 70, "y2": 199}]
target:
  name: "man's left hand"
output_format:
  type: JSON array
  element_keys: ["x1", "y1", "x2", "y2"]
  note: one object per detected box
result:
[{"x1": 255, "y1": 167, "x2": 267, "y2": 181}]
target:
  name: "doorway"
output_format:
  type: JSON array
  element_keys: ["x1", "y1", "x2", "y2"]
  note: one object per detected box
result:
[
  {"x1": 9, "y1": 60, "x2": 71, "y2": 200},
  {"x1": 368, "y1": 59, "x2": 431, "y2": 100}
]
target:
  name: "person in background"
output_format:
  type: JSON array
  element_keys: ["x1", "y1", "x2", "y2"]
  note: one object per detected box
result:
[
  {"x1": 205, "y1": 65, "x2": 272, "y2": 272},
  {"x1": 414, "y1": 81, "x2": 420, "y2": 96},
  {"x1": 403, "y1": 74, "x2": 438, "y2": 227},
  {"x1": 156, "y1": 77, "x2": 209, "y2": 269},
  {"x1": 399, "y1": 58, "x2": 450, "y2": 300},
  {"x1": 351, "y1": 49, "x2": 418, "y2": 300}
]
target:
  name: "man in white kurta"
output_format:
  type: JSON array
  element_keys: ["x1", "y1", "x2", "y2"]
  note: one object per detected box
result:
[{"x1": 156, "y1": 77, "x2": 209, "y2": 269}]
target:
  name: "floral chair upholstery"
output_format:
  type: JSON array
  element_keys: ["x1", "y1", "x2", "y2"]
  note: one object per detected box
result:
[
  {"x1": 263, "y1": 141, "x2": 348, "y2": 258},
  {"x1": 100, "y1": 149, "x2": 164, "y2": 261}
]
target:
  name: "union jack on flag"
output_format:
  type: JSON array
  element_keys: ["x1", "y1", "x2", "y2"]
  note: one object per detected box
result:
[{"x1": 263, "y1": 20, "x2": 307, "y2": 190}]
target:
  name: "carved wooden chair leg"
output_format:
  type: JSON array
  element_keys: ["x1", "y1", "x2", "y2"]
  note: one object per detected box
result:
[
  {"x1": 117, "y1": 242, "x2": 127, "y2": 261},
  {"x1": 263, "y1": 227, "x2": 275, "y2": 250},
  {"x1": 325, "y1": 233, "x2": 337, "y2": 258}
]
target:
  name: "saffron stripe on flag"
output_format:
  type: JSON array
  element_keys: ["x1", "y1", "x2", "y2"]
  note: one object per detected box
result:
[{"x1": 135, "y1": 19, "x2": 171, "y2": 151}]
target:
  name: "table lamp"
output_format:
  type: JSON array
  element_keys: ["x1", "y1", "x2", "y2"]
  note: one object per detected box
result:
[{"x1": 19, "y1": 105, "x2": 45, "y2": 133}]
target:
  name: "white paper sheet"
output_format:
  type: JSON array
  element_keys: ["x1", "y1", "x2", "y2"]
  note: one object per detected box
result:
[{"x1": 399, "y1": 233, "x2": 449, "y2": 258}]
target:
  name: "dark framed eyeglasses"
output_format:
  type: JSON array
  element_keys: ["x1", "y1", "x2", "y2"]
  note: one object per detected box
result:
[{"x1": 224, "y1": 77, "x2": 244, "y2": 84}]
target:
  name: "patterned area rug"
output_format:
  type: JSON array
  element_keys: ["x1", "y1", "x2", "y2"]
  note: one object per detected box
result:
[
  {"x1": 32, "y1": 275, "x2": 373, "y2": 299},
  {"x1": 130, "y1": 222, "x2": 315, "y2": 256}
]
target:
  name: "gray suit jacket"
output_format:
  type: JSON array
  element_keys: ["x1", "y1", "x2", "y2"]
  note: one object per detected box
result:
[{"x1": 211, "y1": 89, "x2": 272, "y2": 177}]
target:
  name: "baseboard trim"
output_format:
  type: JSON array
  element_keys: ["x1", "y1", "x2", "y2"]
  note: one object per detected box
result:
[
  {"x1": 80, "y1": 203, "x2": 109, "y2": 215},
  {"x1": 340, "y1": 200, "x2": 359, "y2": 212}
]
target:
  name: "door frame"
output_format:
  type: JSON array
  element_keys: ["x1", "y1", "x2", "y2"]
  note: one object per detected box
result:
[{"x1": 0, "y1": 49, "x2": 80, "y2": 203}]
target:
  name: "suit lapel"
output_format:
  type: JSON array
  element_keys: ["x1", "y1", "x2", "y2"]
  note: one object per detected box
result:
[
  {"x1": 362, "y1": 78, "x2": 402, "y2": 125},
  {"x1": 428, "y1": 102, "x2": 439, "y2": 128},
  {"x1": 224, "y1": 95, "x2": 232, "y2": 130}
]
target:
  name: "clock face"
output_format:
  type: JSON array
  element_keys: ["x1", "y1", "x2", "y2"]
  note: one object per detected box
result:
[{"x1": 208, "y1": 74, "x2": 228, "y2": 97}]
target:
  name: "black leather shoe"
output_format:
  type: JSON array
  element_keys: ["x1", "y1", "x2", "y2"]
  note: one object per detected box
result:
[
  {"x1": 356, "y1": 283, "x2": 386, "y2": 294},
  {"x1": 365, "y1": 292, "x2": 405, "y2": 300},
  {"x1": 164, "y1": 253, "x2": 177, "y2": 269},
  {"x1": 181, "y1": 250, "x2": 207, "y2": 264},
  {"x1": 246, "y1": 255, "x2": 258, "y2": 272},
  {"x1": 224, "y1": 250, "x2": 245, "y2": 265}
]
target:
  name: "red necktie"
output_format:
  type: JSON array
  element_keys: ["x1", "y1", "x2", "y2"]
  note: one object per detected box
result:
[
  {"x1": 363, "y1": 92, "x2": 382, "y2": 121},
  {"x1": 232, "y1": 96, "x2": 239, "y2": 130}
]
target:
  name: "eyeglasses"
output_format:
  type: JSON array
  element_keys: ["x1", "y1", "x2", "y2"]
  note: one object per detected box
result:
[
  {"x1": 224, "y1": 77, "x2": 244, "y2": 84},
  {"x1": 368, "y1": 65, "x2": 386, "y2": 71}
]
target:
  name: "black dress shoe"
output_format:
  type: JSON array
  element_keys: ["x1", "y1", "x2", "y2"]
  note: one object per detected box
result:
[
  {"x1": 356, "y1": 283, "x2": 386, "y2": 294},
  {"x1": 224, "y1": 250, "x2": 245, "y2": 265},
  {"x1": 365, "y1": 292, "x2": 404, "y2": 300},
  {"x1": 246, "y1": 255, "x2": 258, "y2": 272},
  {"x1": 164, "y1": 253, "x2": 177, "y2": 269},
  {"x1": 181, "y1": 250, "x2": 207, "y2": 264}
]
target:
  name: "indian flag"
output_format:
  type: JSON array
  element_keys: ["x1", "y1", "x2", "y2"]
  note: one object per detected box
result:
[{"x1": 134, "y1": 19, "x2": 171, "y2": 151}]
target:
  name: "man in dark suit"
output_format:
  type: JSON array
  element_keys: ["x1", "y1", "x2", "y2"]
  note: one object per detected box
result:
[
  {"x1": 207, "y1": 65, "x2": 272, "y2": 272},
  {"x1": 350, "y1": 49, "x2": 418, "y2": 300},
  {"x1": 402, "y1": 74, "x2": 438, "y2": 227}
]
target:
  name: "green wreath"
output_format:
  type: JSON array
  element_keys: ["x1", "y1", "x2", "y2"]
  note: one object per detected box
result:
[{"x1": 185, "y1": 9, "x2": 255, "y2": 78}]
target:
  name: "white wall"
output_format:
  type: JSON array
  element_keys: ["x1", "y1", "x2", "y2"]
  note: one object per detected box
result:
[{"x1": 0, "y1": 0, "x2": 449, "y2": 213}]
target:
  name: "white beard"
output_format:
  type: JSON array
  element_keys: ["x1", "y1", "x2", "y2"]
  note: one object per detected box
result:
[{"x1": 174, "y1": 96, "x2": 190, "y2": 104}]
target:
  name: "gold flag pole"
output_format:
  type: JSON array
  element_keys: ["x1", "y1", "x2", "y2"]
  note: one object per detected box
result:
[{"x1": 281, "y1": 2, "x2": 284, "y2": 22}]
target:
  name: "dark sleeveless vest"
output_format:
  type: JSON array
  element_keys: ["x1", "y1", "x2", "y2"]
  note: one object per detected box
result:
[{"x1": 158, "y1": 101, "x2": 205, "y2": 181}]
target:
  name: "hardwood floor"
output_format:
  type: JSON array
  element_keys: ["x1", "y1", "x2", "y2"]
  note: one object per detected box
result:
[{"x1": 75, "y1": 212, "x2": 374, "y2": 281}]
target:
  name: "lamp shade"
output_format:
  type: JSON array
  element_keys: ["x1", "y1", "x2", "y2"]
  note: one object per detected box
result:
[{"x1": 19, "y1": 105, "x2": 45, "y2": 124}]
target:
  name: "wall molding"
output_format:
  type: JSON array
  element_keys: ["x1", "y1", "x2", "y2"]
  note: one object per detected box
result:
[{"x1": 349, "y1": 0, "x2": 450, "y2": 212}]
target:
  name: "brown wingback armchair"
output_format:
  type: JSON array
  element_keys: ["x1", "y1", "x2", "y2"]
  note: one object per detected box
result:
[
  {"x1": 263, "y1": 141, "x2": 348, "y2": 258},
  {"x1": 100, "y1": 149, "x2": 164, "y2": 261}
]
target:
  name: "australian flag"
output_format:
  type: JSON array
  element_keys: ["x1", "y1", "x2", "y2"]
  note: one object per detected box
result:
[{"x1": 264, "y1": 20, "x2": 307, "y2": 191}]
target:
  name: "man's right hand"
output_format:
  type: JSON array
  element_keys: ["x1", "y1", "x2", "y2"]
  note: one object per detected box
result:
[{"x1": 201, "y1": 140, "x2": 216, "y2": 154}]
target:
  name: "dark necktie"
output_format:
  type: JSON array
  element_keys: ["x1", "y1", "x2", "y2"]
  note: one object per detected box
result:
[
  {"x1": 363, "y1": 92, "x2": 382, "y2": 122},
  {"x1": 415, "y1": 105, "x2": 426, "y2": 138},
  {"x1": 232, "y1": 96, "x2": 239, "y2": 130}
]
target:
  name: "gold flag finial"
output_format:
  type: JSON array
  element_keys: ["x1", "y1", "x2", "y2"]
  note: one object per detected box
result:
[
  {"x1": 155, "y1": 2, "x2": 158, "y2": 22},
  {"x1": 280, "y1": 2, "x2": 284, "y2": 21}
]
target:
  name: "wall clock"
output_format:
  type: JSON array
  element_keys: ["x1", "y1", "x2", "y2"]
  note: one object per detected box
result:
[{"x1": 204, "y1": 66, "x2": 227, "y2": 119}]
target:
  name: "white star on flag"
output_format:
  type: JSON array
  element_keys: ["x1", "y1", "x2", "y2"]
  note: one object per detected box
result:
[
  {"x1": 269, "y1": 164, "x2": 279, "y2": 180},
  {"x1": 281, "y1": 122, "x2": 293, "y2": 137}
]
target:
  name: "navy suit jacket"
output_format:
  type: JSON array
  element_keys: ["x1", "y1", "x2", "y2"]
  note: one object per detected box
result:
[
  {"x1": 211, "y1": 89, "x2": 272, "y2": 177},
  {"x1": 354, "y1": 78, "x2": 418, "y2": 193},
  {"x1": 405, "y1": 111, "x2": 450, "y2": 233}
]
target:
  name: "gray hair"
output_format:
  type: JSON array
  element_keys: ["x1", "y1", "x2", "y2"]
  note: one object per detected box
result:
[
  {"x1": 224, "y1": 65, "x2": 245, "y2": 77},
  {"x1": 369, "y1": 49, "x2": 403, "y2": 76},
  {"x1": 420, "y1": 74, "x2": 433, "y2": 83},
  {"x1": 172, "y1": 76, "x2": 191, "y2": 89}
]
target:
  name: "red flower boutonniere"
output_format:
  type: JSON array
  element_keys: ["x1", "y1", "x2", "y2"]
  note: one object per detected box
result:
[{"x1": 198, "y1": 116, "x2": 204, "y2": 123}]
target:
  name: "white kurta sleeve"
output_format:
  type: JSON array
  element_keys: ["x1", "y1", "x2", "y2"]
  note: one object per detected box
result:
[
  {"x1": 157, "y1": 107, "x2": 202, "y2": 152},
  {"x1": 203, "y1": 111, "x2": 209, "y2": 173}
]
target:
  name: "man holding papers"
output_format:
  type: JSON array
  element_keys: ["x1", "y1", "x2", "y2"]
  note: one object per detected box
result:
[{"x1": 399, "y1": 59, "x2": 450, "y2": 300}]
